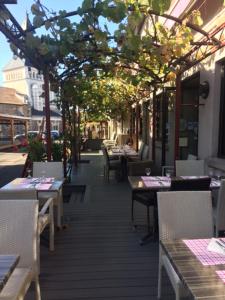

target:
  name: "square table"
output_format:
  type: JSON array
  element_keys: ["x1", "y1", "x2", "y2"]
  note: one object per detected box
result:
[
  {"x1": 161, "y1": 239, "x2": 225, "y2": 299},
  {"x1": 1, "y1": 177, "x2": 64, "y2": 228},
  {"x1": 0, "y1": 255, "x2": 19, "y2": 292},
  {"x1": 110, "y1": 146, "x2": 138, "y2": 157},
  {"x1": 128, "y1": 176, "x2": 220, "y2": 244},
  {"x1": 128, "y1": 176, "x2": 220, "y2": 192}
]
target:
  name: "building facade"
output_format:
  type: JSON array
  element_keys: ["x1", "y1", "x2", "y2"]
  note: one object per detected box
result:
[
  {"x1": 0, "y1": 87, "x2": 30, "y2": 146},
  {"x1": 2, "y1": 56, "x2": 62, "y2": 132},
  {"x1": 132, "y1": 0, "x2": 225, "y2": 175}
]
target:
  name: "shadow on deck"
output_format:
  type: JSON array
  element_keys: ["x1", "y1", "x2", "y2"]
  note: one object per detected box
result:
[{"x1": 26, "y1": 152, "x2": 176, "y2": 300}]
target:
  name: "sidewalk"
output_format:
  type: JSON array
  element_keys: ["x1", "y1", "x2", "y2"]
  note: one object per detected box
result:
[{"x1": 0, "y1": 152, "x2": 27, "y2": 187}]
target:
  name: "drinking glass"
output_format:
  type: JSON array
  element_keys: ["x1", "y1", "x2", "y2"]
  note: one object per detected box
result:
[
  {"x1": 145, "y1": 168, "x2": 151, "y2": 176},
  {"x1": 27, "y1": 168, "x2": 32, "y2": 179},
  {"x1": 40, "y1": 170, "x2": 46, "y2": 182},
  {"x1": 215, "y1": 170, "x2": 222, "y2": 181},
  {"x1": 165, "y1": 171, "x2": 171, "y2": 178},
  {"x1": 208, "y1": 168, "x2": 214, "y2": 178}
]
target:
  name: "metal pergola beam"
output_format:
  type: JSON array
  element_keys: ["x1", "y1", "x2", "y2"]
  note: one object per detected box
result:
[{"x1": 0, "y1": 1, "x2": 17, "y2": 4}]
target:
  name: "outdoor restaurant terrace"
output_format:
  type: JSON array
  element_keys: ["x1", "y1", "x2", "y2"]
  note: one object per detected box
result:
[{"x1": 1, "y1": 0, "x2": 225, "y2": 299}]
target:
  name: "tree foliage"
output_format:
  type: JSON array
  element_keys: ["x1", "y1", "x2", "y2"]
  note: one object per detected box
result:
[
  {"x1": 8, "y1": 0, "x2": 203, "y2": 121},
  {"x1": 16, "y1": 0, "x2": 203, "y2": 86}
]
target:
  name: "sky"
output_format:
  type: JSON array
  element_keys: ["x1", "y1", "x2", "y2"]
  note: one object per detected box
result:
[{"x1": 0, "y1": 0, "x2": 85, "y2": 84}]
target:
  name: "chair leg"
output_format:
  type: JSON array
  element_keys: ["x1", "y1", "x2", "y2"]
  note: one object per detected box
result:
[
  {"x1": 106, "y1": 167, "x2": 109, "y2": 182},
  {"x1": 35, "y1": 276, "x2": 41, "y2": 300},
  {"x1": 49, "y1": 201, "x2": 54, "y2": 251},
  {"x1": 131, "y1": 197, "x2": 134, "y2": 223},
  {"x1": 56, "y1": 192, "x2": 62, "y2": 229},
  {"x1": 175, "y1": 289, "x2": 180, "y2": 300},
  {"x1": 147, "y1": 206, "x2": 150, "y2": 233},
  {"x1": 157, "y1": 246, "x2": 163, "y2": 299}
]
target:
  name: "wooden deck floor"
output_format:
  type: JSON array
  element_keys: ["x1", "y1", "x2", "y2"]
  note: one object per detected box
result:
[{"x1": 26, "y1": 153, "x2": 177, "y2": 300}]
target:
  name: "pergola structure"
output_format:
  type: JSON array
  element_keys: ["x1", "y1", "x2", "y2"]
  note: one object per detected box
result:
[
  {"x1": 0, "y1": 1, "x2": 17, "y2": 3},
  {"x1": 0, "y1": 1, "x2": 225, "y2": 166},
  {"x1": 0, "y1": 1, "x2": 52, "y2": 160}
]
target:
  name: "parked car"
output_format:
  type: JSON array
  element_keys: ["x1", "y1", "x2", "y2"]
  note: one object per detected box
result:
[
  {"x1": 44, "y1": 130, "x2": 60, "y2": 140},
  {"x1": 51, "y1": 130, "x2": 60, "y2": 139},
  {"x1": 13, "y1": 134, "x2": 25, "y2": 142},
  {"x1": 27, "y1": 131, "x2": 39, "y2": 139}
]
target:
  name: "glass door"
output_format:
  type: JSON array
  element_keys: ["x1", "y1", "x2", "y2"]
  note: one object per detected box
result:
[{"x1": 180, "y1": 74, "x2": 200, "y2": 159}]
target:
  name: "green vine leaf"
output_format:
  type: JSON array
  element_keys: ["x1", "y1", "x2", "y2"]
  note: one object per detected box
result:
[
  {"x1": 82, "y1": 0, "x2": 93, "y2": 11},
  {"x1": 31, "y1": 4, "x2": 44, "y2": 16},
  {"x1": 33, "y1": 15, "x2": 44, "y2": 28}
]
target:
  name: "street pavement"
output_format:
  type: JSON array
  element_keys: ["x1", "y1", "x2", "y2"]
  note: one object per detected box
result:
[{"x1": 0, "y1": 152, "x2": 27, "y2": 187}]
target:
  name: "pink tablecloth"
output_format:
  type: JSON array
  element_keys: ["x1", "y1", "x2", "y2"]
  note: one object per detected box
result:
[{"x1": 183, "y1": 239, "x2": 225, "y2": 266}]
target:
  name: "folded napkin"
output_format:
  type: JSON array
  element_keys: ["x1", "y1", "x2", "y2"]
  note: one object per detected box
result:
[
  {"x1": 35, "y1": 183, "x2": 52, "y2": 190},
  {"x1": 207, "y1": 238, "x2": 225, "y2": 255}
]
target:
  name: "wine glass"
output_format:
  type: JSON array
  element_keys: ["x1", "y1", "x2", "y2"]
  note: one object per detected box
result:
[
  {"x1": 208, "y1": 168, "x2": 214, "y2": 178},
  {"x1": 145, "y1": 168, "x2": 151, "y2": 176},
  {"x1": 215, "y1": 170, "x2": 222, "y2": 181},
  {"x1": 27, "y1": 168, "x2": 32, "y2": 179},
  {"x1": 40, "y1": 170, "x2": 46, "y2": 182},
  {"x1": 165, "y1": 171, "x2": 171, "y2": 178}
]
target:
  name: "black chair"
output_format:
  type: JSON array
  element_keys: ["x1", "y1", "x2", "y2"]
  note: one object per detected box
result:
[
  {"x1": 102, "y1": 147, "x2": 121, "y2": 182},
  {"x1": 128, "y1": 162, "x2": 157, "y2": 244},
  {"x1": 131, "y1": 191, "x2": 157, "y2": 241},
  {"x1": 170, "y1": 177, "x2": 211, "y2": 191}
]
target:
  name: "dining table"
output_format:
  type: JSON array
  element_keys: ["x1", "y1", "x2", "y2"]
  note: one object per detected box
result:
[
  {"x1": 1, "y1": 177, "x2": 64, "y2": 228},
  {"x1": 161, "y1": 238, "x2": 225, "y2": 299},
  {"x1": 128, "y1": 176, "x2": 221, "y2": 243},
  {"x1": 108, "y1": 146, "x2": 138, "y2": 180},
  {"x1": 128, "y1": 175, "x2": 221, "y2": 191},
  {"x1": 109, "y1": 146, "x2": 138, "y2": 157},
  {"x1": 0, "y1": 255, "x2": 19, "y2": 292}
]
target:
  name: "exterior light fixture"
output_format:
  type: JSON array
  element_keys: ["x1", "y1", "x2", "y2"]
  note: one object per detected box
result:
[{"x1": 199, "y1": 81, "x2": 210, "y2": 99}]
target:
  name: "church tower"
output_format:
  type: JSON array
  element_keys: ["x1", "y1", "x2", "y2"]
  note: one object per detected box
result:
[
  {"x1": 3, "y1": 56, "x2": 45, "y2": 111},
  {"x1": 2, "y1": 14, "x2": 61, "y2": 131}
]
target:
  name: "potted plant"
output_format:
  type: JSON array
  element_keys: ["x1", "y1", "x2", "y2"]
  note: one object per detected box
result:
[{"x1": 52, "y1": 142, "x2": 63, "y2": 161}]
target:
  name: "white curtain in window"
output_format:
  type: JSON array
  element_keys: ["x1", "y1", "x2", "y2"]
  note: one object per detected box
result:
[{"x1": 31, "y1": 84, "x2": 43, "y2": 111}]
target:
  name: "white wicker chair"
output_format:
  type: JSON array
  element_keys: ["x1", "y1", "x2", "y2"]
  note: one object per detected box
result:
[
  {"x1": 214, "y1": 179, "x2": 225, "y2": 237},
  {"x1": 0, "y1": 199, "x2": 40, "y2": 300},
  {"x1": 33, "y1": 162, "x2": 64, "y2": 228},
  {"x1": 0, "y1": 189, "x2": 54, "y2": 252},
  {"x1": 103, "y1": 132, "x2": 118, "y2": 147},
  {"x1": 187, "y1": 154, "x2": 197, "y2": 160},
  {"x1": 175, "y1": 159, "x2": 205, "y2": 176},
  {"x1": 157, "y1": 191, "x2": 213, "y2": 300}
]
